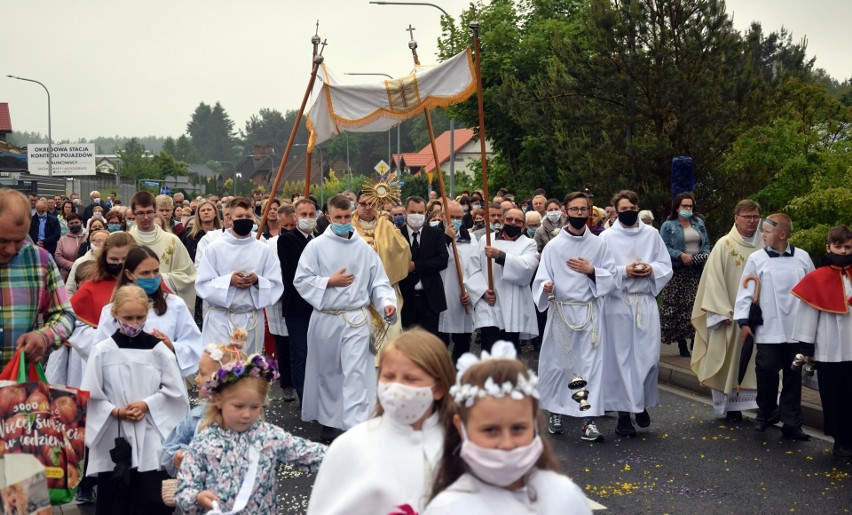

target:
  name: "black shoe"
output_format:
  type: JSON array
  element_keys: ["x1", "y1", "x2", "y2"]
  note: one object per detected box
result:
[
  {"x1": 833, "y1": 443, "x2": 852, "y2": 458},
  {"x1": 754, "y1": 418, "x2": 768, "y2": 432},
  {"x1": 767, "y1": 411, "x2": 781, "y2": 425},
  {"x1": 725, "y1": 411, "x2": 743, "y2": 422},
  {"x1": 781, "y1": 426, "x2": 811, "y2": 441},
  {"x1": 635, "y1": 409, "x2": 651, "y2": 428},
  {"x1": 615, "y1": 414, "x2": 637, "y2": 437},
  {"x1": 320, "y1": 425, "x2": 344, "y2": 442},
  {"x1": 678, "y1": 339, "x2": 691, "y2": 357}
]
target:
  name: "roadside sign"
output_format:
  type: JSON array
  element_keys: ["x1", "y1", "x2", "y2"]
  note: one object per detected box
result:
[
  {"x1": 160, "y1": 185, "x2": 172, "y2": 195},
  {"x1": 374, "y1": 160, "x2": 389, "y2": 174}
]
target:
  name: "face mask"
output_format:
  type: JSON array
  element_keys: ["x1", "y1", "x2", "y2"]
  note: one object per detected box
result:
[
  {"x1": 69, "y1": 225, "x2": 82, "y2": 234},
  {"x1": 232, "y1": 218, "x2": 254, "y2": 236},
  {"x1": 546, "y1": 211, "x2": 562, "y2": 223},
  {"x1": 350, "y1": 201, "x2": 356, "y2": 211},
  {"x1": 89, "y1": 244, "x2": 99, "y2": 253},
  {"x1": 105, "y1": 262, "x2": 123, "y2": 277},
  {"x1": 73, "y1": 199, "x2": 81, "y2": 206},
  {"x1": 107, "y1": 223, "x2": 122, "y2": 232},
  {"x1": 526, "y1": 227, "x2": 536, "y2": 238},
  {"x1": 618, "y1": 210, "x2": 639, "y2": 227},
  {"x1": 472, "y1": 204, "x2": 481, "y2": 211},
  {"x1": 126, "y1": 221, "x2": 135, "y2": 229},
  {"x1": 429, "y1": 220, "x2": 441, "y2": 228},
  {"x1": 463, "y1": 205, "x2": 470, "y2": 212},
  {"x1": 378, "y1": 382, "x2": 434, "y2": 425},
  {"x1": 452, "y1": 219, "x2": 463, "y2": 232},
  {"x1": 332, "y1": 222, "x2": 353, "y2": 237},
  {"x1": 93, "y1": 198, "x2": 100, "y2": 205},
  {"x1": 135, "y1": 275, "x2": 161, "y2": 295},
  {"x1": 117, "y1": 319, "x2": 144, "y2": 338},
  {"x1": 828, "y1": 252, "x2": 852, "y2": 267},
  {"x1": 297, "y1": 217, "x2": 316, "y2": 233},
  {"x1": 679, "y1": 209, "x2": 693, "y2": 219},
  {"x1": 490, "y1": 223, "x2": 502, "y2": 232},
  {"x1": 502, "y1": 224, "x2": 522, "y2": 238},
  {"x1": 407, "y1": 213, "x2": 425, "y2": 230},
  {"x1": 568, "y1": 216, "x2": 588, "y2": 230},
  {"x1": 392, "y1": 214, "x2": 406, "y2": 228},
  {"x1": 459, "y1": 425, "x2": 544, "y2": 487}
]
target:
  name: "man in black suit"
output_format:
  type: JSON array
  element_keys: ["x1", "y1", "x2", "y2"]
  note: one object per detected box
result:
[
  {"x1": 399, "y1": 195, "x2": 448, "y2": 335},
  {"x1": 29, "y1": 199, "x2": 61, "y2": 257},
  {"x1": 277, "y1": 198, "x2": 319, "y2": 403}
]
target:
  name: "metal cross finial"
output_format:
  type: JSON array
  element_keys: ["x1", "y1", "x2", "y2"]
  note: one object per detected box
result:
[
  {"x1": 320, "y1": 38, "x2": 328, "y2": 56},
  {"x1": 315, "y1": 19, "x2": 320, "y2": 36},
  {"x1": 406, "y1": 24, "x2": 416, "y2": 40}
]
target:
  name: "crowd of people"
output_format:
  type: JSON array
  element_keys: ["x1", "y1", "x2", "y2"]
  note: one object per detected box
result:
[{"x1": 0, "y1": 182, "x2": 849, "y2": 514}]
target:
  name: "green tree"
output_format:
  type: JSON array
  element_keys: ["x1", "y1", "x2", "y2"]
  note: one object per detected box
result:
[
  {"x1": 117, "y1": 138, "x2": 157, "y2": 180},
  {"x1": 174, "y1": 135, "x2": 201, "y2": 163},
  {"x1": 186, "y1": 101, "x2": 237, "y2": 162},
  {"x1": 162, "y1": 137, "x2": 177, "y2": 156}
]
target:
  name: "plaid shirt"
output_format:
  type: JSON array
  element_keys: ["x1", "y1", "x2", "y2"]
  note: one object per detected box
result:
[{"x1": 0, "y1": 243, "x2": 76, "y2": 367}]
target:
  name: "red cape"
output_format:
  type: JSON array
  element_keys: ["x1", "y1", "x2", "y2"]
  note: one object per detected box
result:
[
  {"x1": 71, "y1": 278, "x2": 118, "y2": 327},
  {"x1": 791, "y1": 266, "x2": 852, "y2": 314}
]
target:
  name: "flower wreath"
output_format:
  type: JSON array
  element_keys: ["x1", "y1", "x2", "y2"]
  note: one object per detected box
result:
[
  {"x1": 201, "y1": 353, "x2": 280, "y2": 396},
  {"x1": 449, "y1": 341, "x2": 540, "y2": 408}
]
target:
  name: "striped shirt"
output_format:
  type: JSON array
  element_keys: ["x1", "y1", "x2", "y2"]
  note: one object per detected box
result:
[{"x1": 0, "y1": 243, "x2": 76, "y2": 367}]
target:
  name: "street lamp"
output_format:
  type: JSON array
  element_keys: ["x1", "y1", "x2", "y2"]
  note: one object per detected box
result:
[
  {"x1": 235, "y1": 173, "x2": 242, "y2": 196},
  {"x1": 368, "y1": 1, "x2": 457, "y2": 196},
  {"x1": 345, "y1": 72, "x2": 402, "y2": 173},
  {"x1": 7, "y1": 75, "x2": 52, "y2": 177}
]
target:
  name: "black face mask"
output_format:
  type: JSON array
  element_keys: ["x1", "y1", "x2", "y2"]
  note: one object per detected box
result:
[
  {"x1": 618, "y1": 210, "x2": 639, "y2": 227},
  {"x1": 502, "y1": 224, "x2": 522, "y2": 238},
  {"x1": 105, "y1": 262, "x2": 124, "y2": 277},
  {"x1": 568, "y1": 216, "x2": 588, "y2": 230},
  {"x1": 232, "y1": 219, "x2": 254, "y2": 237},
  {"x1": 69, "y1": 225, "x2": 83, "y2": 234},
  {"x1": 828, "y1": 252, "x2": 852, "y2": 267}
]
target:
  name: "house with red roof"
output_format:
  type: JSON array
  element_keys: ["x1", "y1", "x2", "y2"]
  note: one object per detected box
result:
[
  {"x1": 0, "y1": 103, "x2": 12, "y2": 142},
  {"x1": 393, "y1": 128, "x2": 492, "y2": 177}
]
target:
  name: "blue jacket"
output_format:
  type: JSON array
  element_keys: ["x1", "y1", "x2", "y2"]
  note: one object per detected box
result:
[
  {"x1": 160, "y1": 403, "x2": 206, "y2": 476},
  {"x1": 659, "y1": 217, "x2": 711, "y2": 266}
]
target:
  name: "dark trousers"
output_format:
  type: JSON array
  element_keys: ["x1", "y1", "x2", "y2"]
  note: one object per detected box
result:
[
  {"x1": 96, "y1": 469, "x2": 172, "y2": 515},
  {"x1": 401, "y1": 291, "x2": 440, "y2": 335},
  {"x1": 273, "y1": 334, "x2": 294, "y2": 389},
  {"x1": 480, "y1": 326, "x2": 520, "y2": 354},
  {"x1": 815, "y1": 360, "x2": 852, "y2": 445},
  {"x1": 439, "y1": 332, "x2": 472, "y2": 362},
  {"x1": 285, "y1": 317, "x2": 310, "y2": 402},
  {"x1": 755, "y1": 343, "x2": 803, "y2": 428}
]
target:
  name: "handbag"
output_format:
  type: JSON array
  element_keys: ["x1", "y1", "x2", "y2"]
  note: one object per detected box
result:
[
  {"x1": 162, "y1": 445, "x2": 260, "y2": 512},
  {"x1": 162, "y1": 478, "x2": 179, "y2": 507}
]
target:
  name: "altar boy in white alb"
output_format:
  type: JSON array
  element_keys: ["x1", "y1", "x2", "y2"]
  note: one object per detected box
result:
[
  {"x1": 599, "y1": 190, "x2": 673, "y2": 438},
  {"x1": 533, "y1": 192, "x2": 617, "y2": 443},
  {"x1": 195, "y1": 197, "x2": 284, "y2": 355},
  {"x1": 294, "y1": 195, "x2": 397, "y2": 436}
]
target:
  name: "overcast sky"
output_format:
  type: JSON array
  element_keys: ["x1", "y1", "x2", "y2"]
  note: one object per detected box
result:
[{"x1": 3, "y1": 0, "x2": 849, "y2": 142}]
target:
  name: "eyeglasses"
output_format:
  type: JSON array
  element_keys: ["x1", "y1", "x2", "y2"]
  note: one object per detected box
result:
[
  {"x1": 567, "y1": 207, "x2": 589, "y2": 215},
  {"x1": 737, "y1": 215, "x2": 761, "y2": 221},
  {"x1": 504, "y1": 217, "x2": 525, "y2": 224},
  {"x1": 134, "y1": 210, "x2": 156, "y2": 217},
  {"x1": 358, "y1": 202, "x2": 370, "y2": 208},
  {"x1": 528, "y1": 224, "x2": 541, "y2": 228}
]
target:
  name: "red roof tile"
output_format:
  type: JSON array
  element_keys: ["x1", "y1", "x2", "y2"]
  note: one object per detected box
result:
[
  {"x1": 0, "y1": 104, "x2": 12, "y2": 133},
  {"x1": 394, "y1": 128, "x2": 475, "y2": 173}
]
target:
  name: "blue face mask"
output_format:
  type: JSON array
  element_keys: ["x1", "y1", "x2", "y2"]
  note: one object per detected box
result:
[
  {"x1": 452, "y1": 219, "x2": 463, "y2": 232},
  {"x1": 134, "y1": 275, "x2": 161, "y2": 295},
  {"x1": 107, "y1": 223, "x2": 122, "y2": 232},
  {"x1": 526, "y1": 227, "x2": 536, "y2": 238},
  {"x1": 392, "y1": 214, "x2": 406, "y2": 228},
  {"x1": 332, "y1": 222, "x2": 353, "y2": 237},
  {"x1": 490, "y1": 223, "x2": 502, "y2": 232}
]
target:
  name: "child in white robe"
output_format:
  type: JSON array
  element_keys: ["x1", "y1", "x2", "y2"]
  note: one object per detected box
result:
[
  {"x1": 81, "y1": 285, "x2": 190, "y2": 515},
  {"x1": 425, "y1": 342, "x2": 591, "y2": 515},
  {"x1": 307, "y1": 329, "x2": 456, "y2": 515}
]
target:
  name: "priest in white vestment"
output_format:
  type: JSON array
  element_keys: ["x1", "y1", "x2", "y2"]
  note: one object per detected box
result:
[
  {"x1": 438, "y1": 201, "x2": 477, "y2": 361},
  {"x1": 599, "y1": 190, "x2": 672, "y2": 437},
  {"x1": 294, "y1": 195, "x2": 397, "y2": 434},
  {"x1": 467, "y1": 208, "x2": 540, "y2": 353},
  {"x1": 195, "y1": 197, "x2": 283, "y2": 356},
  {"x1": 128, "y1": 191, "x2": 197, "y2": 310},
  {"x1": 533, "y1": 192, "x2": 617, "y2": 442}
]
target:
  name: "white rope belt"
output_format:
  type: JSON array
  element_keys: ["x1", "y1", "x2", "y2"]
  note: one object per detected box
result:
[
  {"x1": 551, "y1": 298, "x2": 598, "y2": 347},
  {"x1": 209, "y1": 306, "x2": 259, "y2": 331},
  {"x1": 318, "y1": 306, "x2": 369, "y2": 329},
  {"x1": 621, "y1": 292, "x2": 651, "y2": 329}
]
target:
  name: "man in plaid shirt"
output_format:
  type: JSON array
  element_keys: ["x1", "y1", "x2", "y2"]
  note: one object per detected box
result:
[{"x1": 0, "y1": 189, "x2": 75, "y2": 368}]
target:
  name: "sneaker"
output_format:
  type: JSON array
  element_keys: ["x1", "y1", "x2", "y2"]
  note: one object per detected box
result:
[
  {"x1": 581, "y1": 421, "x2": 604, "y2": 442},
  {"x1": 548, "y1": 414, "x2": 565, "y2": 435},
  {"x1": 282, "y1": 387, "x2": 298, "y2": 402},
  {"x1": 75, "y1": 484, "x2": 95, "y2": 505},
  {"x1": 635, "y1": 409, "x2": 651, "y2": 428},
  {"x1": 615, "y1": 414, "x2": 637, "y2": 437}
]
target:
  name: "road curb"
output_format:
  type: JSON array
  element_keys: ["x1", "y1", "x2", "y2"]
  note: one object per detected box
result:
[{"x1": 658, "y1": 362, "x2": 823, "y2": 432}]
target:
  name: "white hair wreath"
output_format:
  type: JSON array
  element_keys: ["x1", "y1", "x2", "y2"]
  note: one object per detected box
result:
[{"x1": 449, "y1": 341, "x2": 540, "y2": 408}]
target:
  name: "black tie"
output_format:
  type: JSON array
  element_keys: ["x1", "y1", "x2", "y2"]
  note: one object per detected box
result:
[{"x1": 412, "y1": 231, "x2": 420, "y2": 258}]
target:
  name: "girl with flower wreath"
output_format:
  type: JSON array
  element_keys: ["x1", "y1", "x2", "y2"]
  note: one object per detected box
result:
[
  {"x1": 159, "y1": 329, "x2": 249, "y2": 477},
  {"x1": 174, "y1": 352, "x2": 326, "y2": 514},
  {"x1": 307, "y1": 329, "x2": 456, "y2": 515},
  {"x1": 424, "y1": 341, "x2": 591, "y2": 515}
]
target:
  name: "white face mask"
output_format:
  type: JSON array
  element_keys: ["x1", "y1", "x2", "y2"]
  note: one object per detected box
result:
[
  {"x1": 546, "y1": 210, "x2": 561, "y2": 223},
  {"x1": 378, "y1": 382, "x2": 434, "y2": 426},
  {"x1": 297, "y1": 217, "x2": 317, "y2": 233},
  {"x1": 407, "y1": 213, "x2": 425, "y2": 230},
  {"x1": 459, "y1": 424, "x2": 544, "y2": 487}
]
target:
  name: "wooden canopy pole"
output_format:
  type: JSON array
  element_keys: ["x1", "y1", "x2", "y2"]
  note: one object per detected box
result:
[
  {"x1": 257, "y1": 47, "x2": 325, "y2": 239},
  {"x1": 407, "y1": 29, "x2": 469, "y2": 313},
  {"x1": 470, "y1": 16, "x2": 494, "y2": 290}
]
